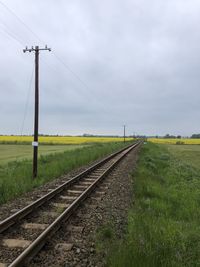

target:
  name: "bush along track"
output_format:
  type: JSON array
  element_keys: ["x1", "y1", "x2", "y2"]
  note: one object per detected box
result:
[
  {"x1": 0, "y1": 142, "x2": 131, "y2": 205},
  {"x1": 103, "y1": 142, "x2": 200, "y2": 267}
]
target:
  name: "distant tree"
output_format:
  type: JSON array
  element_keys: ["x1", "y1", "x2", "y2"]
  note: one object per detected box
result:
[
  {"x1": 164, "y1": 134, "x2": 176, "y2": 139},
  {"x1": 176, "y1": 141, "x2": 184, "y2": 145},
  {"x1": 191, "y1": 134, "x2": 200, "y2": 138},
  {"x1": 177, "y1": 135, "x2": 181, "y2": 139}
]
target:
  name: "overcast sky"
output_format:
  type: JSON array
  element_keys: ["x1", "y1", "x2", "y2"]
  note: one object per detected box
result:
[{"x1": 0, "y1": 0, "x2": 200, "y2": 136}]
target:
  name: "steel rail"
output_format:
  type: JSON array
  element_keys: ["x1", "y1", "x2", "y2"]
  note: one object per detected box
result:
[
  {"x1": 0, "y1": 141, "x2": 142, "y2": 267},
  {"x1": 9, "y1": 143, "x2": 140, "y2": 267},
  {"x1": 0, "y1": 142, "x2": 138, "y2": 234}
]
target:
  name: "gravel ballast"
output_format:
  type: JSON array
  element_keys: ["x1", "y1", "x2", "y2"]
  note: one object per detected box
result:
[{"x1": 28, "y1": 144, "x2": 141, "y2": 267}]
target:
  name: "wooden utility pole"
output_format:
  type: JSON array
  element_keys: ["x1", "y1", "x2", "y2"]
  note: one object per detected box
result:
[
  {"x1": 123, "y1": 125, "x2": 126, "y2": 143},
  {"x1": 23, "y1": 45, "x2": 51, "y2": 178}
]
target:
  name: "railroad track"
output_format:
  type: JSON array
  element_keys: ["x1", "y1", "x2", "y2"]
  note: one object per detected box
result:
[{"x1": 0, "y1": 141, "x2": 141, "y2": 267}]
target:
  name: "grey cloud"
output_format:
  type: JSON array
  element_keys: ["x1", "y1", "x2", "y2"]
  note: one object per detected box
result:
[{"x1": 1, "y1": 0, "x2": 200, "y2": 136}]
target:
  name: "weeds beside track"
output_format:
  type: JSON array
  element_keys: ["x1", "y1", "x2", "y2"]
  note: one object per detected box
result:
[
  {"x1": 0, "y1": 142, "x2": 131, "y2": 205},
  {"x1": 104, "y1": 143, "x2": 200, "y2": 267}
]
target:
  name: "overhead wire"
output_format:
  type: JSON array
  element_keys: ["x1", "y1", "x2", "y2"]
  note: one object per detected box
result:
[
  {"x1": 0, "y1": 19, "x2": 24, "y2": 47},
  {"x1": 0, "y1": 0, "x2": 44, "y2": 44},
  {"x1": 0, "y1": 0, "x2": 92, "y2": 94},
  {"x1": 20, "y1": 62, "x2": 34, "y2": 135},
  {"x1": 0, "y1": 16, "x2": 89, "y2": 100},
  {"x1": 51, "y1": 52, "x2": 93, "y2": 94},
  {"x1": 0, "y1": 3, "x2": 90, "y2": 110},
  {"x1": 0, "y1": 27, "x2": 22, "y2": 47},
  {"x1": 0, "y1": 1, "x2": 108, "y2": 129}
]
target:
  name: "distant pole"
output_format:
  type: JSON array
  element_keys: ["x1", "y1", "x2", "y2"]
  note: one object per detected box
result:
[
  {"x1": 23, "y1": 45, "x2": 51, "y2": 178},
  {"x1": 123, "y1": 125, "x2": 126, "y2": 143}
]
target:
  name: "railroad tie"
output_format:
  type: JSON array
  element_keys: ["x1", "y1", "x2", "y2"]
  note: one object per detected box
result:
[
  {"x1": 47, "y1": 188, "x2": 57, "y2": 192},
  {"x1": 40, "y1": 211, "x2": 59, "y2": 217},
  {"x1": 59, "y1": 195, "x2": 77, "y2": 200},
  {"x1": 22, "y1": 223, "x2": 48, "y2": 230},
  {"x1": 92, "y1": 171, "x2": 103, "y2": 174},
  {"x1": 67, "y1": 190, "x2": 83, "y2": 195},
  {"x1": 79, "y1": 181, "x2": 92, "y2": 186},
  {"x1": 2, "y1": 239, "x2": 31, "y2": 248},
  {"x1": 10, "y1": 208, "x2": 19, "y2": 213},
  {"x1": 73, "y1": 185, "x2": 87, "y2": 190},
  {"x1": 87, "y1": 175, "x2": 100, "y2": 179},
  {"x1": 84, "y1": 178, "x2": 96, "y2": 182},
  {"x1": 52, "y1": 203, "x2": 70, "y2": 208}
]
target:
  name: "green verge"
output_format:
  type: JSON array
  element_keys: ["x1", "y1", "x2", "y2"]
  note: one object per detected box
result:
[
  {"x1": 0, "y1": 144, "x2": 87, "y2": 165},
  {"x1": 0, "y1": 142, "x2": 130, "y2": 205},
  {"x1": 102, "y1": 142, "x2": 200, "y2": 267}
]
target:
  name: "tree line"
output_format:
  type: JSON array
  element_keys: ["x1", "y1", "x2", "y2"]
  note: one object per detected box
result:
[{"x1": 162, "y1": 134, "x2": 200, "y2": 139}]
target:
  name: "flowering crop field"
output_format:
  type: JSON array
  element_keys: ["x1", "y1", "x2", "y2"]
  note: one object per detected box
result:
[
  {"x1": 148, "y1": 138, "x2": 200, "y2": 145},
  {"x1": 0, "y1": 136, "x2": 133, "y2": 145}
]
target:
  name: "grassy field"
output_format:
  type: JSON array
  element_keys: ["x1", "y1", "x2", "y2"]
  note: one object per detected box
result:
[
  {"x1": 0, "y1": 135, "x2": 133, "y2": 145},
  {"x1": 99, "y1": 143, "x2": 200, "y2": 267},
  {"x1": 165, "y1": 144, "x2": 200, "y2": 170},
  {"x1": 0, "y1": 144, "x2": 86, "y2": 165},
  {"x1": 148, "y1": 138, "x2": 200, "y2": 145},
  {"x1": 0, "y1": 142, "x2": 131, "y2": 205}
]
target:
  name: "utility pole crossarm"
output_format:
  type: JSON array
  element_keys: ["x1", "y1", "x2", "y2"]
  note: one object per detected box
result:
[
  {"x1": 23, "y1": 45, "x2": 51, "y2": 178},
  {"x1": 23, "y1": 45, "x2": 51, "y2": 53}
]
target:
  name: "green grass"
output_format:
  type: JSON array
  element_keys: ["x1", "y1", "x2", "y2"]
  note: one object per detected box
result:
[
  {"x1": 0, "y1": 144, "x2": 87, "y2": 165},
  {"x1": 165, "y1": 144, "x2": 200, "y2": 170},
  {"x1": 96, "y1": 223, "x2": 115, "y2": 253},
  {"x1": 102, "y1": 143, "x2": 200, "y2": 267},
  {"x1": 0, "y1": 142, "x2": 131, "y2": 205}
]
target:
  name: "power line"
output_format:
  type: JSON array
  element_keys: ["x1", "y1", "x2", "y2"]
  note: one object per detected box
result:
[
  {"x1": 0, "y1": 19, "x2": 24, "y2": 46},
  {"x1": 0, "y1": 1, "x2": 108, "y2": 121},
  {"x1": 20, "y1": 63, "x2": 34, "y2": 135},
  {"x1": 52, "y1": 52, "x2": 92, "y2": 93},
  {"x1": 0, "y1": 15, "x2": 92, "y2": 101},
  {"x1": 40, "y1": 57, "x2": 64, "y2": 78},
  {"x1": 0, "y1": 0, "x2": 43, "y2": 44},
  {"x1": 0, "y1": 27, "x2": 22, "y2": 47},
  {"x1": 0, "y1": 1, "x2": 92, "y2": 92}
]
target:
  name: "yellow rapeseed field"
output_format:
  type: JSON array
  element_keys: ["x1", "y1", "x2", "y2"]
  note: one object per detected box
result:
[
  {"x1": 0, "y1": 136, "x2": 133, "y2": 145},
  {"x1": 148, "y1": 138, "x2": 200, "y2": 145}
]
